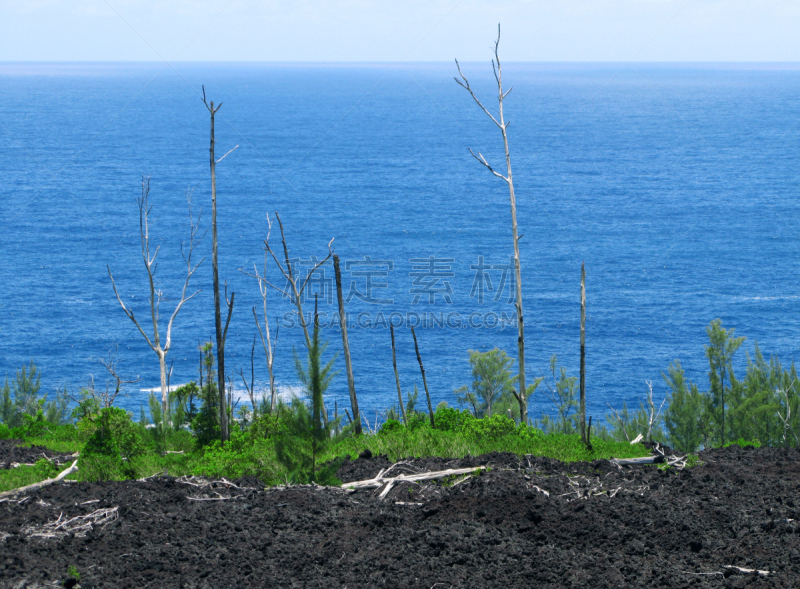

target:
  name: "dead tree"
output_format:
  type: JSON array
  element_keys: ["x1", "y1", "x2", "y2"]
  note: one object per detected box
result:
[
  {"x1": 243, "y1": 214, "x2": 280, "y2": 412},
  {"x1": 777, "y1": 380, "x2": 799, "y2": 447},
  {"x1": 109, "y1": 177, "x2": 203, "y2": 421},
  {"x1": 97, "y1": 345, "x2": 141, "y2": 409},
  {"x1": 73, "y1": 345, "x2": 141, "y2": 411},
  {"x1": 411, "y1": 326, "x2": 435, "y2": 428},
  {"x1": 580, "y1": 262, "x2": 587, "y2": 446},
  {"x1": 259, "y1": 212, "x2": 333, "y2": 421},
  {"x1": 202, "y1": 86, "x2": 238, "y2": 442},
  {"x1": 236, "y1": 335, "x2": 257, "y2": 414},
  {"x1": 390, "y1": 324, "x2": 407, "y2": 425},
  {"x1": 333, "y1": 254, "x2": 361, "y2": 434},
  {"x1": 455, "y1": 24, "x2": 528, "y2": 423},
  {"x1": 644, "y1": 380, "x2": 666, "y2": 442}
]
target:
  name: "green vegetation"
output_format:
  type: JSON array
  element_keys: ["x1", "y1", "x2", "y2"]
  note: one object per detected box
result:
[
  {"x1": 0, "y1": 458, "x2": 61, "y2": 493},
  {"x1": 454, "y1": 348, "x2": 541, "y2": 421},
  {"x1": 2, "y1": 318, "x2": 798, "y2": 492},
  {"x1": 659, "y1": 320, "x2": 799, "y2": 452},
  {"x1": 67, "y1": 565, "x2": 80, "y2": 582}
]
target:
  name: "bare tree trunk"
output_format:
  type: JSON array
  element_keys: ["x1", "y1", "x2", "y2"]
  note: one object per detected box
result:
[
  {"x1": 253, "y1": 307, "x2": 278, "y2": 412},
  {"x1": 390, "y1": 325, "x2": 407, "y2": 425},
  {"x1": 237, "y1": 335, "x2": 257, "y2": 413},
  {"x1": 203, "y1": 87, "x2": 238, "y2": 442},
  {"x1": 333, "y1": 255, "x2": 361, "y2": 435},
  {"x1": 455, "y1": 24, "x2": 527, "y2": 423},
  {"x1": 411, "y1": 326, "x2": 435, "y2": 428},
  {"x1": 580, "y1": 262, "x2": 587, "y2": 445},
  {"x1": 159, "y1": 351, "x2": 169, "y2": 424}
]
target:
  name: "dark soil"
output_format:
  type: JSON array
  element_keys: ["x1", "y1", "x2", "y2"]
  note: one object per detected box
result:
[{"x1": 1, "y1": 445, "x2": 799, "y2": 588}]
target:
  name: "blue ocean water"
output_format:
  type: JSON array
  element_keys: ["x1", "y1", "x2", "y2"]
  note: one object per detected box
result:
[{"x1": 1, "y1": 62, "x2": 799, "y2": 426}]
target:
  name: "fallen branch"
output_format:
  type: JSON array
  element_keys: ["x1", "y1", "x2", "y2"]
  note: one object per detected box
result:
[
  {"x1": 530, "y1": 485, "x2": 550, "y2": 497},
  {"x1": 186, "y1": 495, "x2": 242, "y2": 502},
  {"x1": 722, "y1": 565, "x2": 773, "y2": 576},
  {"x1": 610, "y1": 456, "x2": 663, "y2": 466},
  {"x1": 0, "y1": 459, "x2": 78, "y2": 500},
  {"x1": 342, "y1": 466, "x2": 486, "y2": 497},
  {"x1": 22, "y1": 506, "x2": 118, "y2": 539}
]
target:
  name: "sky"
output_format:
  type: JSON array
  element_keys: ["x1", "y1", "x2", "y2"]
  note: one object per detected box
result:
[{"x1": 0, "y1": 1, "x2": 799, "y2": 62}]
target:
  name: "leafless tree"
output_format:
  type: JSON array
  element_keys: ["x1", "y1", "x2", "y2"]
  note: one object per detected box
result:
[
  {"x1": 242, "y1": 214, "x2": 280, "y2": 412},
  {"x1": 75, "y1": 345, "x2": 141, "y2": 411},
  {"x1": 777, "y1": 380, "x2": 799, "y2": 447},
  {"x1": 644, "y1": 381, "x2": 666, "y2": 442},
  {"x1": 455, "y1": 24, "x2": 528, "y2": 423},
  {"x1": 333, "y1": 254, "x2": 361, "y2": 434},
  {"x1": 108, "y1": 178, "x2": 203, "y2": 420},
  {"x1": 411, "y1": 326, "x2": 435, "y2": 428},
  {"x1": 255, "y1": 212, "x2": 334, "y2": 421},
  {"x1": 389, "y1": 324, "x2": 406, "y2": 426},
  {"x1": 236, "y1": 335, "x2": 257, "y2": 413},
  {"x1": 579, "y1": 262, "x2": 588, "y2": 446},
  {"x1": 202, "y1": 86, "x2": 238, "y2": 442}
]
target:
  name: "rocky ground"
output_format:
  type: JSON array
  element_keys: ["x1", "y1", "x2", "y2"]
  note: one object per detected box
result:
[
  {"x1": 0, "y1": 444, "x2": 798, "y2": 588},
  {"x1": 0, "y1": 440, "x2": 76, "y2": 469}
]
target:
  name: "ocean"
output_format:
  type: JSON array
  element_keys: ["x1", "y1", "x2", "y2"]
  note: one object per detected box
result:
[{"x1": 1, "y1": 62, "x2": 799, "y2": 426}]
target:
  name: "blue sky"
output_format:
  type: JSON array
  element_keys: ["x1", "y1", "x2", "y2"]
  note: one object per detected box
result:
[{"x1": 1, "y1": 1, "x2": 799, "y2": 62}]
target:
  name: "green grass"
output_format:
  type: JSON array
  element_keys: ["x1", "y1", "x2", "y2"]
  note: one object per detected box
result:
[
  {"x1": 0, "y1": 459, "x2": 64, "y2": 493},
  {"x1": 1, "y1": 424, "x2": 656, "y2": 490},
  {"x1": 326, "y1": 428, "x2": 651, "y2": 464}
]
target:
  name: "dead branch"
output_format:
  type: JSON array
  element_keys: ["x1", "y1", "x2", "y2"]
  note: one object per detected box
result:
[
  {"x1": 777, "y1": 379, "x2": 799, "y2": 447},
  {"x1": 645, "y1": 380, "x2": 666, "y2": 442},
  {"x1": 22, "y1": 506, "x2": 118, "y2": 539},
  {"x1": 721, "y1": 565, "x2": 773, "y2": 576},
  {"x1": 343, "y1": 466, "x2": 486, "y2": 497},
  {"x1": 0, "y1": 460, "x2": 78, "y2": 499},
  {"x1": 606, "y1": 402, "x2": 632, "y2": 442}
]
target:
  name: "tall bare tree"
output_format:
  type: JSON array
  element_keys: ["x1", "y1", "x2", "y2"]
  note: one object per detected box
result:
[
  {"x1": 108, "y1": 177, "x2": 203, "y2": 420},
  {"x1": 580, "y1": 262, "x2": 587, "y2": 445},
  {"x1": 202, "y1": 87, "x2": 238, "y2": 442},
  {"x1": 455, "y1": 24, "x2": 528, "y2": 423}
]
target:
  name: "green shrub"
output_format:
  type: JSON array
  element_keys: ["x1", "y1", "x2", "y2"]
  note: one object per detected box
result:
[
  {"x1": 78, "y1": 407, "x2": 146, "y2": 481},
  {"x1": 433, "y1": 406, "x2": 474, "y2": 432},
  {"x1": 460, "y1": 414, "x2": 516, "y2": 440},
  {"x1": 724, "y1": 438, "x2": 761, "y2": 448},
  {"x1": 379, "y1": 419, "x2": 403, "y2": 435},
  {"x1": 516, "y1": 423, "x2": 545, "y2": 443}
]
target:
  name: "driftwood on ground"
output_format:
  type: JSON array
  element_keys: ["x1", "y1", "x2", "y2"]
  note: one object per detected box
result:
[
  {"x1": 342, "y1": 466, "x2": 486, "y2": 499},
  {"x1": 0, "y1": 459, "x2": 78, "y2": 500}
]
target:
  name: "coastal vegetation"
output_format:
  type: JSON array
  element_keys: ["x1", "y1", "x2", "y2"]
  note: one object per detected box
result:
[{"x1": 1, "y1": 314, "x2": 798, "y2": 493}]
